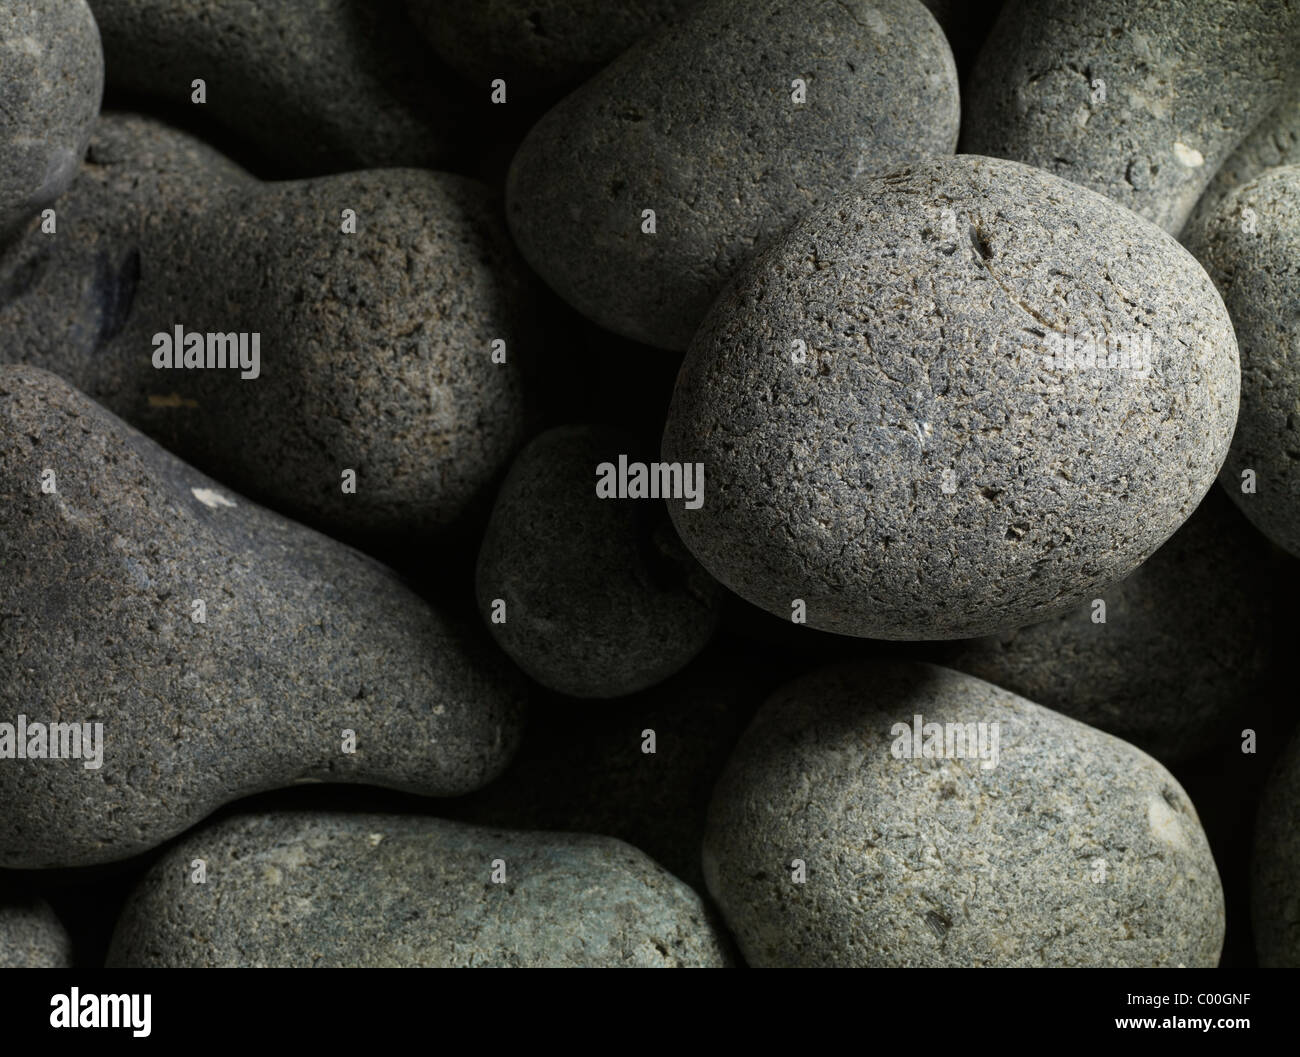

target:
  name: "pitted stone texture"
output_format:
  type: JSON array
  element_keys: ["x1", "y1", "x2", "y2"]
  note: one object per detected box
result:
[
  {"x1": 943, "y1": 492, "x2": 1272, "y2": 764},
  {"x1": 704, "y1": 661, "x2": 1226, "y2": 967},
  {"x1": 1253, "y1": 727, "x2": 1300, "y2": 967},
  {"x1": 107, "y1": 812, "x2": 733, "y2": 967},
  {"x1": 0, "y1": 366, "x2": 526, "y2": 868},
  {"x1": 1183, "y1": 165, "x2": 1300, "y2": 556},
  {"x1": 0, "y1": 895, "x2": 73, "y2": 967},
  {"x1": 405, "y1": 0, "x2": 698, "y2": 99},
  {"x1": 507, "y1": 0, "x2": 959, "y2": 350},
  {"x1": 87, "y1": 0, "x2": 462, "y2": 175},
  {"x1": 0, "y1": 114, "x2": 531, "y2": 541},
  {"x1": 663, "y1": 155, "x2": 1239, "y2": 639},
  {"x1": 964, "y1": 0, "x2": 1300, "y2": 234},
  {"x1": 477, "y1": 425, "x2": 721, "y2": 697},
  {"x1": 1185, "y1": 84, "x2": 1300, "y2": 234},
  {"x1": 0, "y1": 0, "x2": 103, "y2": 243}
]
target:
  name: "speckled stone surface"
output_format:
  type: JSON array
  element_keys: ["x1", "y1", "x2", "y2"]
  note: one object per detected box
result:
[
  {"x1": 1185, "y1": 83, "x2": 1300, "y2": 235},
  {"x1": 704, "y1": 661, "x2": 1226, "y2": 967},
  {"x1": 0, "y1": 894, "x2": 73, "y2": 968},
  {"x1": 107, "y1": 812, "x2": 733, "y2": 967},
  {"x1": 964, "y1": 0, "x2": 1300, "y2": 234},
  {"x1": 1253, "y1": 726, "x2": 1300, "y2": 967},
  {"x1": 406, "y1": 0, "x2": 698, "y2": 99},
  {"x1": 87, "y1": 0, "x2": 464, "y2": 175},
  {"x1": 942, "y1": 492, "x2": 1272, "y2": 764},
  {"x1": 446, "y1": 654, "x2": 773, "y2": 888},
  {"x1": 0, "y1": 366, "x2": 527, "y2": 868},
  {"x1": 507, "y1": 0, "x2": 959, "y2": 349},
  {"x1": 1183, "y1": 165, "x2": 1300, "y2": 556},
  {"x1": 476, "y1": 425, "x2": 721, "y2": 697},
  {"x1": 0, "y1": 0, "x2": 103, "y2": 244},
  {"x1": 0, "y1": 113, "x2": 532, "y2": 542},
  {"x1": 663, "y1": 154, "x2": 1240, "y2": 639}
]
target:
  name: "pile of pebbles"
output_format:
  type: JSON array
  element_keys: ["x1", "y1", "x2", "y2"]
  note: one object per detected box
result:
[{"x1": 1, "y1": 0, "x2": 1298, "y2": 968}]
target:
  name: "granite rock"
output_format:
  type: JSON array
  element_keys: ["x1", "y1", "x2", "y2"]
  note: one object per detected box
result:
[
  {"x1": 0, "y1": 365, "x2": 527, "y2": 868},
  {"x1": 663, "y1": 154, "x2": 1239, "y2": 639},
  {"x1": 1185, "y1": 83, "x2": 1300, "y2": 234},
  {"x1": 0, "y1": 893, "x2": 73, "y2": 967},
  {"x1": 507, "y1": 0, "x2": 960, "y2": 349},
  {"x1": 476, "y1": 425, "x2": 722, "y2": 697},
  {"x1": 1183, "y1": 165, "x2": 1300, "y2": 556},
  {"x1": 107, "y1": 812, "x2": 733, "y2": 967},
  {"x1": 704, "y1": 661, "x2": 1226, "y2": 967},
  {"x1": 0, "y1": 0, "x2": 103, "y2": 243},
  {"x1": 964, "y1": 0, "x2": 1300, "y2": 233},
  {"x1": 87, "y1": 0, "x2": 464, "y2": 175},
  {"x1": 0, "y1": 113, "x2": 532, "y2": 542}
]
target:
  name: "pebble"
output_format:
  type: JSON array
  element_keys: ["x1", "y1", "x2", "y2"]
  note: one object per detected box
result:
[
  {"x1": 0, "y1": 365, "x2": 527, "y2": 868},
  {"x1": 964, "y1": 0, "x2": 1300, "y2": 233},
  {"x1": 476, "y1": 425, "x2": 722, "y2": 697},
  {"x1": 0, "y1": 113, "x2": 532, "y2": 542},
  {"x1": 704, "y1": 661, "x2": 1226, "y2": 967},
  {"x1": 0, "y1": 0, "x2": 103, "y2": 243},
  {"x1": 107, "y1": 812, "x2": 733, "y2": 967},
  {"x1": 506, "y1": 0, "x2": 960, "y2": 349},
  {"x1": 663, "y1": 154, "x2": 1240, "y2": 639},
  {"x1": 0, "y1": 893, "x2": 73, "y2": 967},
  {"x1": 942, "y1": 492, "x2": 1272, "y2": 764},
  {"x1": 1185, "y1": 84, "x2": 1300, "y2": 234},
  {"x1": 87, "y1": 0, "x2": 465, "y2": 175},
  {"x1": 1183, "y1": 165, "x2": 1300, "y2": 556}
]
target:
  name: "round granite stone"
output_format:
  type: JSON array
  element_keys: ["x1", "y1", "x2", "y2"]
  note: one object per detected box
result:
[
  {"x1": 663, "y1": 154, "x2": 1239, "y2": 639},
  {"x1": 507, "y1": 0, "x2": 959, "y2": 349},
  {"x1": 964, "y1": 0, "x2": 1300, "y2": 233},
  {"x1": 107, "y1": 812, "x2": 733, "y2": 967},
  {"x1": 1183, "y1": 165, "x2": 1300, "y2": 556},
  {"x1": 0, "y1": 0, "x2": 103, "y2": 243},
  {"x1": 476, "y1": 425, "x2": 722, "y2": 697},
  {"x1": 0, "y1": 113, "x2": 532, "y2": 542},
  {"x1": 704, "y1": 660, "x2": 1226, "y2": 967}
]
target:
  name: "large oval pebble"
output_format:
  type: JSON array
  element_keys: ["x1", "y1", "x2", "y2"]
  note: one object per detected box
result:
[
  {"x1": 704, "y1": 661, "x2": 1226, "y2": 967},
  {"x1": 507, "y1": 0, "x2": 959, "y2": 349},
  {"x1": 663, "y1": 154, "x2": 1239, "y2": 639}
]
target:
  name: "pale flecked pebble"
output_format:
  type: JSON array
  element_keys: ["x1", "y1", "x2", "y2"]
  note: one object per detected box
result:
[
  {"x1": 704, "y1": 661, "x2": 1226, "y2": 967},
  {"x1": 1253, "y1": 726, "x2": 1300, "y2": 967},
  {"x1": 0, "y1": 894, "x2": 73, "y2": 967},
  {"x1": 964, "y1": 0, "x2": 1300, "y2": 234},
  {"x1": 0, "y1": 113, "x2": 532, "y2": 542},
  {"x1": 0, "y1": 366, "x2": 527, "y2": 868},
  {"x1": 405, "y1": 0, "x2": 698, "y2": 99},
  {"x1": 0, "y1": 0, "x2": 103, "y2": 243},
  {"x1": 106, "y1": 812, "x2": 733, "y2": 967},
  {"x1": 1184, "y1": 84, "x2": 1300, "y2": 234},
  {"x1": 87, "y1": 0, "x2": 464, "y2": 175},
  {"x1": 476, "y1": 425, "x2": 722, "y2": 698},
  {"x1": 663, "y1": 154, "x2": 1239, "y2": 639},
  {"x1": 507, "y1": 0, "x2": 959, "y2": 349},
  {"x1": 1182, "y1": 165, "x2": 1300, "y2": 556},
  {"x1": 941, "y1": 492, "x2": 1272, "y2": 764}
]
